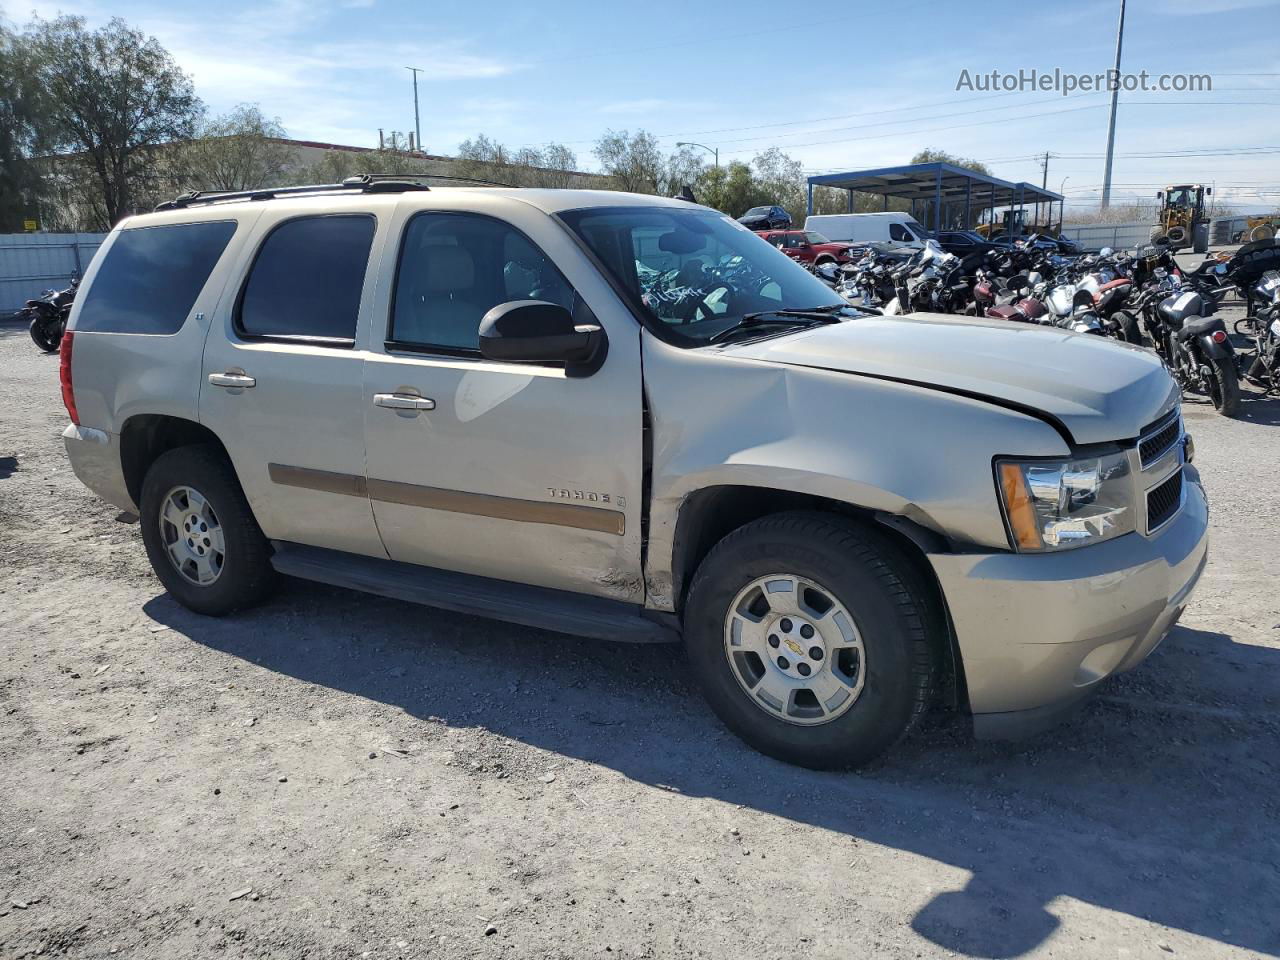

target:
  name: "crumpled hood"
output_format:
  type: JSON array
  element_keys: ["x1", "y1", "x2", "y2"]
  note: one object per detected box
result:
[{"x1": 721, "y1": 312, "x2": 1177, "y2": 444}]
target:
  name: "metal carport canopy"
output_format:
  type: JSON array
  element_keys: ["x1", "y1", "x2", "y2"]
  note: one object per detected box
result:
[{"x1": 805, "y1": 161, "x2": 1063, "y2": 232}]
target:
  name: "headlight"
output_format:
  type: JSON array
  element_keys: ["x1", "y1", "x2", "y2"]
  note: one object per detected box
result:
[{"x1": 996, "y1": 452, "x2": 1134, "y2": 551}]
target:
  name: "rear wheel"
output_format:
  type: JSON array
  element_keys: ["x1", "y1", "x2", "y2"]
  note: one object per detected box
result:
[
  {"x1": 28, "y1": 315, "x2": 61, "y2": 353},
  {"x1": 139, "y1": 445, "x2": 275, "y2": 616},
  {"x1": 1207, "y1": 356, "x2": 1241, "y2": 417},
  {"x1": 684, "y1": 512, "x2": 938, "y2": 769}
]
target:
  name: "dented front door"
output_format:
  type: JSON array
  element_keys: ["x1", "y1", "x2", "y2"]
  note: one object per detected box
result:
[{"x1": 359, "y1": 197, "x2": 645, "y2": 602}]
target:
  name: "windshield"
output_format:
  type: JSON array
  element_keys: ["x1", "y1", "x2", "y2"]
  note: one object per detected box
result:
[
  {"x1": 560, "y1": 206, "x2": 844, "y2": 345},
  {"x1": 1167, "y1": 187, "x2": 1195, "y2": 207},
  {"x1": 804, "y1": 231, "x2": 830, "y2": 244},
  {"x1": 743, "y1": 206, "x2": 770, "y2": 217}
]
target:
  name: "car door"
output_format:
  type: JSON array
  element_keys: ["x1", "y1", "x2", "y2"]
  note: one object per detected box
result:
[
  {"x1": 360, "y1": 199, "x2": 645, "y2": 601},
  {"x1": 200, "y1": 207, "x2": 390, "y2": 558}
]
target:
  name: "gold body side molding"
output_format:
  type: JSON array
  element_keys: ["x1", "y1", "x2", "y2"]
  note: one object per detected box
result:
[{"x1": 267, "y1": 463, "x2": 625, "y2": 536}]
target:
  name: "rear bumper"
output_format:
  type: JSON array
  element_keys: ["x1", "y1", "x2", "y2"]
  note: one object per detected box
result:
[
  {"x1": 62, "y1": 423, "x2": 137, "y2": 513},
  {"x1": 929, "y1": 468, "x2": 1209, "y2": 739}
]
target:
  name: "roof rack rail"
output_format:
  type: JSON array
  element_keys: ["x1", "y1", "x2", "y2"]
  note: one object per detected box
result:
[{"x1": 154, "y1": 175, "x2": 432, "y2": 212}]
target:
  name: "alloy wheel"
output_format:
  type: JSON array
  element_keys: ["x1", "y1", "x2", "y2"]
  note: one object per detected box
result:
[
  {"x1": 157, "y1": 485, "x2": 225, "y2": 585},
  {"x1": 722, "y1": 573, "x2": 866, "y2": 726}
]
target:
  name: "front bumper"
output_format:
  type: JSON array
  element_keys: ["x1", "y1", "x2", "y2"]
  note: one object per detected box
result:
[
  {"x1": 62, "y1": 423, "x2": 137, "y2": 514},
  {"x1": 929, "y1": 467, "x2": 1209, "y2": 739}
]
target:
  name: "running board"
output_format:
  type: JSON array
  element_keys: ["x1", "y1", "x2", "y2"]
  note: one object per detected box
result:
[{"x1": 269, "y1": 542, "x2": 678, "y2": 644}]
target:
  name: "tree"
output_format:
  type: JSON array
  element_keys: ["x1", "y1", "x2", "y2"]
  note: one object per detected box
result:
[
  {"x1": 24, "y1": 15, "x2": 201, "y2": 224},
  {"x1": 910, "y1": 148, "x2": 990, "y2": 177},
  {"x1": 750, "y1": 147, "x2": 806, "y2": 223},
  {"x1": 177, "y1": 104, "x2": 292, "y2": 192},
  {"x1": 593, "y1": 129, "x2": 663, "y2": 194},
  {"x1": 696, "y1": 161, "x2": 769, "y2": 218},
  {"x1": 0, "y1": 21, "x2": 46, "y2": 230}
]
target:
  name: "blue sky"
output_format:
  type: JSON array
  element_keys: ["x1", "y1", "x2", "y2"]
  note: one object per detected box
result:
[{"x1": 9, "y1": 0, "x2": 1280, "y2": 210}]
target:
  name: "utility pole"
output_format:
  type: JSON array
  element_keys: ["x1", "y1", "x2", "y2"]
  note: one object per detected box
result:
[
  {"x1": 1100, "y1": 0, "x2": 1126, "y2": 210},
  {"x1": 405, "y1": 67, "x2": 423, "y2": 153},
  {"x1": 1038, "y1": 151, "x2": 1051, "y2": 226}
]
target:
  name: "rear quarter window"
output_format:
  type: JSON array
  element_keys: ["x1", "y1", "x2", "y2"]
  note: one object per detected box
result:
[{"x1": 76, "y1": 220, "x2": 237, "y2": 334}]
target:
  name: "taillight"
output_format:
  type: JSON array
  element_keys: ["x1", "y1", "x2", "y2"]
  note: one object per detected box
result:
[
  {"x1": 1211, "y1": 330, "x2": 1228, "y2": 344},
  {"x1": 59, "y1": 331, "x2": 79, "y2": 425}
]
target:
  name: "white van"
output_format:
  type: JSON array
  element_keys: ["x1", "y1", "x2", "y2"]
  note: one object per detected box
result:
[{"x1": 803, "y1": 212, "x2": 930, "y2": 249}]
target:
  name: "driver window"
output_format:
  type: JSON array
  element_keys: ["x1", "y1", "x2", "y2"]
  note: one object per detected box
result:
[
  {"x1": 390, "y1": 212, "x2": 575, "y2": 353},
  {"x1": 889, "y1": 223, "x2": 912, "y2": 242}
]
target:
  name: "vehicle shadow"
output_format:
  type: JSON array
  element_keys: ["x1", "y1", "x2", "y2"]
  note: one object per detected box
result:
[
  {"x1": 142, "y1": 586, "x2": 1280, "y2": 959},
  {"x1": 1237, "y1": 392, "x2": 1280, "y2": 426}
]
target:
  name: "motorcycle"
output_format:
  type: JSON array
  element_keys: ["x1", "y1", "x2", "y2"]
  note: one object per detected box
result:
[
  {"x1": 17, "y1": 278, "x2": 78, "y2": 353},
  {"x1": 883, "y1": 241, "x2": 970, "y2": 315},
  {"x1": 1130, "y1": 270, "x2": 1241, "y2": 416},
  {"x1": 1236, "y1": 269, "x2": 1280, "y2": 393}
]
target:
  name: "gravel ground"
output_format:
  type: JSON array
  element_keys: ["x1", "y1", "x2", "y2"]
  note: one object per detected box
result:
[{"x1": 0, "y1": 312, "x2": 1277, "y2": 960}]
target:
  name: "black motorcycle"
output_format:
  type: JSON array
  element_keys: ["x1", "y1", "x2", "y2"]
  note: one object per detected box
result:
[
  {"x1": 1131, "y1": 271, "x2": 1241, "y2": 417},
  {"x1": 1236, "y1": 269, "x2": 1280, "y2": 393},
  {"x1": 17, "y1": 278, "x2": 78, "y2": 353}
]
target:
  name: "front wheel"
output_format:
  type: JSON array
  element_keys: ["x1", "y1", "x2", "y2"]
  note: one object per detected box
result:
[
  {"x1": 683, "y1": 512, "x2": 938, "y2": 769},
  {"x1": 29, "y1": 314, "x2": 62, "y2": 353},
  {"x1": 139, "y1": 445, "x2": 276, "y2": 616},
  {"x1": 1207, "y1": 356, "x2": 1241, "y2": 417}
]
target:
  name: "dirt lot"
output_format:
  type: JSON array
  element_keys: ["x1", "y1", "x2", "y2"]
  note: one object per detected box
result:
[{"x1": 1, "y1": 315, "x2": 1277, "y2": 960}]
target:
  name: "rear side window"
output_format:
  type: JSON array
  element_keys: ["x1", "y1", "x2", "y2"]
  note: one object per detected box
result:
[
  {"x1": 76, "y1": 221, "x2": 237, "y2": 334},
  {"x1": 238, "y1": 215, "x2": 375, "y2": 344}
]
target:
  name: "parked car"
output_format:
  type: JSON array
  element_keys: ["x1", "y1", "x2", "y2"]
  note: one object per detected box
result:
[
  {"x1": 803, "y1": 212, "x2": 929, "y2": 250},
  {"x1": 757, "y1": 229, "x2": 863, "y2": 266},
  {"x1": 60, "y1": 181, "x2": 1208, "y2": 769},
  {"x1": 935, "y1": 230, "x2": 1000, "y2": 258},
  {"x1": 737, "y1": 205, "x2": 791, "y2": 231},
  {"x1": 1053, "y1": 234, "x2": 1083, "y2": 255},
  {"x1": 988, "y1": 233, "x2": 1081, "y2": 256}
]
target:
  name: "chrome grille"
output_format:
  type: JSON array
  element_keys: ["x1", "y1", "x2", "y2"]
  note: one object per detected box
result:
[
  {"x1": 1139, "y1": 410, "x2": 1182, "y2": 469},
  {"x1": 1146, "y1": 468, "x2": 1184, "y2": 533}
]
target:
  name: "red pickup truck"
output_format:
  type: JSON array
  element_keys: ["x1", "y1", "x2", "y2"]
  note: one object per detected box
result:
[{"x1": 756, "y1": 230, "x2": 862, "y2": 266}]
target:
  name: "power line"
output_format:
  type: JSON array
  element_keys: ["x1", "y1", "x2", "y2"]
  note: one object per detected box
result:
[{"x1": 719, "y1": 102, "x2": 1273, "y2": 156}]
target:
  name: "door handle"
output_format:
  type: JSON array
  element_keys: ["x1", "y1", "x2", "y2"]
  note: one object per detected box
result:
[
  {"x1": 208, "y1": 372, "x2": 256, "y2": 389},
  {"x1": 374, "y1": 393, "x2": 435, "y2": 411}
]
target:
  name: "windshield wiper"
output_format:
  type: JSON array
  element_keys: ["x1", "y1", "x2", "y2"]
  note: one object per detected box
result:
[{"x1": 708, "y1": 308, "x2": 844, "y2": 345}]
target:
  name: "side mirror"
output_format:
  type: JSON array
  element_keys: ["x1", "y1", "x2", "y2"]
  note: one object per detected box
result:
[
  {"x1": 1206, "y1": 187, "x2": 1212, "y2": 195},
  {"x1": 478, "y1": 300, "x2": 606, "y2": 374},
  {"x1": 1156, "y1": 191, "x2": 1163, "y2": 200}
]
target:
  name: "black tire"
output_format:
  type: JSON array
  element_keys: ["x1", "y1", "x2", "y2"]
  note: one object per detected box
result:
[
  {"x1": 683, "y1": 512, "x2": 938, "y2": 769},
  {"x1": 139, "y1": 445, "x2": 275, "y2": 616},
  {"x1": 1208, "y1": 356, "x2": 1241, "y2": 417},
  {"x1": 1113, "y1": 309, "x2": 1144, "y2": 345},
  {"x1": 29, "y1": 315, "x2": 61, "y2": 353}
]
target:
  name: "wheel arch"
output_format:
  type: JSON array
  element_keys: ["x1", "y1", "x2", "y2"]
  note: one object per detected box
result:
[
  {"x1": 669, "y1": 485, "x2": 967, "y2": 708},
  {"x1": 119, "y1": 414, "x2": 233, "y2": 509}
]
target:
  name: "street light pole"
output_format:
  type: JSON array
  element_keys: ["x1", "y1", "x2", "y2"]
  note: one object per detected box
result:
[
  {"x1": 406, "y1": 66, "x2": 423, "y2": 152},
  {"x1": 676, "y1": 141, "x2": 718, "y2": 169},
  {"x1": 1100, "y1": 0, "x2": 1126, "y2": 210}
]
